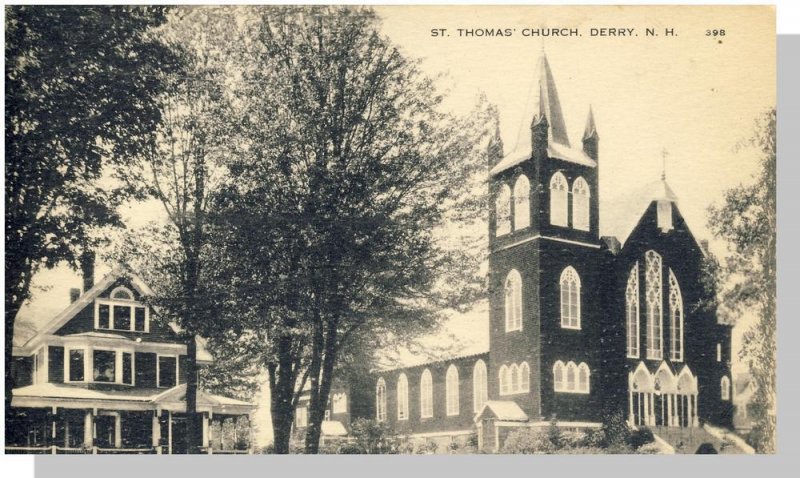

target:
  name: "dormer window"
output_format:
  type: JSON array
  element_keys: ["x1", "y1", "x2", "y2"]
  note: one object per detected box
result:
[{"x1": 95, "y1": 287, "x2": 149, "y2": 332}]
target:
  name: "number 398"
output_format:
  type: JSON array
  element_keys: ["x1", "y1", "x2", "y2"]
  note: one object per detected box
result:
[{"x1": 706, "y1": 29, "x2": 726, "y2": 36}]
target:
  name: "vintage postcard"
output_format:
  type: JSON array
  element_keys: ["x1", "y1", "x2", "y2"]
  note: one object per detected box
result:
[{"x1": 4, "y1": 4, "x2": 775, "y2": 456}]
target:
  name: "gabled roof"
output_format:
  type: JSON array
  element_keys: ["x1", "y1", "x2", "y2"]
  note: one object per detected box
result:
[
  {"x1": 17, "y1": 267, "x2": 213, "y2": 363},
  {"x1": 474, "y1": 400, "x2": 529, "y2": 423}
]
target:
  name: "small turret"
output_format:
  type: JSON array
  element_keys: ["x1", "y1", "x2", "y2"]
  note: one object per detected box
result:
[
  {"x1": 487, "y1": 122, "x2": 504, "y2": 169},
  {"x1": 582, "y1": 106, "x2": 599, "y2": 161}
]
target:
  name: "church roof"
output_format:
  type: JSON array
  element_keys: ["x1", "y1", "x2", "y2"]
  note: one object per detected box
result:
[{"x1": 490, "y1": 51, "x2": 597, "y2": 176}]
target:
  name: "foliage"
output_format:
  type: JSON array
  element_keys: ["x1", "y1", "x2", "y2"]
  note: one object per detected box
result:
[
  {"x1": 547, "y1": 416, "x2": 564, "y2": 448},
  {"x1": 601, "y1": 411, "x2": 632, "y2": 448},
  {"x1": 4, "y1": 4, "x2": 175, "y2": 407},
  {"x1": 628, "y1": 427, "x2": 655, "y2": 449},
  {"x1": 707, "y1": 108, "x2": 776, "y2": 453},
  {"x1": 636, "y1": 442, "x2": 663, "y2": 455},
  {"x1": 339, "y1": 418, "x2": 403, "y2": 454},
  {"x1": 206, "y1": 5, "x2": 492, "y2": 453},
  {"x1": 500, "y1": 429, "x2": 556, "y2": 454}
]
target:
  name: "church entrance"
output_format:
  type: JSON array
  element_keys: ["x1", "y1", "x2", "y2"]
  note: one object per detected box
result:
[{"x1": 628, "y1": 362, "x2": 698, "y2": 428}]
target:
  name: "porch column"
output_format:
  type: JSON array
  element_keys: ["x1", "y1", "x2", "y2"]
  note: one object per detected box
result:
[
  {"x1": 167, "y1": 411, "x2": 173, "y2": 455},
  {"x1": 643, "y1": 393, "x2": 650, "y2": 426},
  {"x1": 692, "y1": 394, "x2": 699, "y2": 427},
  {"x1": 667, "y1": 394, "x2": 674, "y2": 427},
  {"x1": 84, "y1": 411, "x2": 94, "y2": 448},
  {"x1": 686, "y1": 395, "x2": 693, "y2": 427},
  {"x1": 114, "y1": 414, "x2": 121, "y2": 448},
  {"x1": 202, "y1": 412, "x2": 210, "y2": 452},
  {"x1": 628, "y1": 388, "x2": 634, "y2": 424},
  {"x1": 151, "y1": 412, "x2": 161, "y2": 450},
  {"x1": 50, "y1": 407, "x2": 57, "y2": 454}
]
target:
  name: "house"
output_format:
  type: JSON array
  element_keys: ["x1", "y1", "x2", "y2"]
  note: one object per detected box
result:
[
  {"x1": 7, "y1": 264, "x2": 255, "y2": 454},
  {"x1": 318, "y1": 51, "x2": 735, "y2": 452}
]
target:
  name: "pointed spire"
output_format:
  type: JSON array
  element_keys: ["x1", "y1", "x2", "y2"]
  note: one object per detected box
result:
[
  {"x1": 512, "y1": 50, "x2": 570, "y2": 156},
  {"x1": 487, "y1": 118, "x2": 504, "y2": 168},
  {"x1": 582, "y1": 106, "x2": 598, "y2": 141}
]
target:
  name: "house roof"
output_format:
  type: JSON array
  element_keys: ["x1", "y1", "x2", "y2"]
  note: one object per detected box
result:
[
  {"x1": 16, "y1": 267, "x2": 213, "y2": 363},
  {"x1": 12, "y1": 382, "x2": 254, "y2": 413},
  {"x1": 474, "y1": 400, "x2": 529, "y2": 422}
]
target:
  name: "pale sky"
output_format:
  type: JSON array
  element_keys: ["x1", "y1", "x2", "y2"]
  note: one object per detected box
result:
[{"x1": 11, "y1": 6, "x2": 775, "y2": 446}]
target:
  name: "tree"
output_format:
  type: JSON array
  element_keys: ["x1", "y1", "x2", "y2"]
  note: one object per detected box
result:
[
  {"x1": 209, "y1": 6, "x2": 491, "y2": 453},
  {"x1": 708, "y1": 108, "x2": 776, "y2": 453},
  {"x1": 4, "y1": 5, "x2": 174, "y2": 420},
  {"x1": 117, "y1": 7, "x2": 244, "y2": 452}
]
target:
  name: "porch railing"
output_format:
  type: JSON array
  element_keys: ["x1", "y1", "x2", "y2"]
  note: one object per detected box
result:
[{"x1": 5, "y1": 446, "x2": 158, "y2": 455}]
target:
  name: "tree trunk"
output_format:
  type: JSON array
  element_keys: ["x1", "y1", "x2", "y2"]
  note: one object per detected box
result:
[
  {"x1": 185, "y1": 333, "x2": 200, "y2": 453},
  {"x1": 5, "y1": 300, "x2": 22, "y2": 443},
  {"x1": 304, "y1": 319, "x2": 338, "y2": 454},
  {"x1": 269, "y1": 335, "x2": 300, "y2": 454},
  {"x1": 5, "y1": 260, "x2": 30, "y2": 443}
]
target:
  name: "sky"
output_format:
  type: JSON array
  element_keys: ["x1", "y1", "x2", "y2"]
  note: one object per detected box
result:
[{"x1": 11, "y1": 5, "x2": 775, "y2": 446}]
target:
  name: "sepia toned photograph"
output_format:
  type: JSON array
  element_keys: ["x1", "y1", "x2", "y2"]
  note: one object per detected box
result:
[{"x1": 4, "y1": 4, "x2": 776, "y2": 456}]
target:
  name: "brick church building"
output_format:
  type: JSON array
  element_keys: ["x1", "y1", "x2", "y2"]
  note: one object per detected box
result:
[{"x1": 295, "y1": 52, "x2": 735, "y2": 452}]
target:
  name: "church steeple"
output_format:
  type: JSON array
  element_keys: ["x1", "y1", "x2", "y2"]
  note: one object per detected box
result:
[
  {"x1": 582, "y1": 106, "x2": 599, "y2": 160},
  {"x1": 511, "y1": 51, "x2": 570, "y2": 158}
]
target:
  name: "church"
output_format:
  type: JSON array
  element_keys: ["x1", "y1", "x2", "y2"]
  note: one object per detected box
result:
[{"x1": 294, "y1": 52, "x2": 735, "y2": 452}]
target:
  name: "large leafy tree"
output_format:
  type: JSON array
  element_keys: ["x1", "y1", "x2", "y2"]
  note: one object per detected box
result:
[
  {"x1": 209, "y1": 6, "x2": 490, "y2": 454},
  {"x1": 708, "y1": 108, "x2": 776, "y2": 453},
  {"x1": 4, "y1": 6, "x2": 175, "y2": 415}
]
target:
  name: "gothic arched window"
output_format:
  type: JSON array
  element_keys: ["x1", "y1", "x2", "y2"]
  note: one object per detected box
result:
[
  {"x1": 496, "y1": 184, "x2": 512, "y2": 236},
  {"x1": 397, "y1": 373, "x2": 409, "y2": 420},
  {"x1": 420, "y1": 369, "x2": 433, "y2": 418},
  {"x1": 553, "y1": 361, "x2": 565, "y2": 392},
  {"x1": 566, "y1": 361, "x2": 577, "y2": 391},
  {"x1": 520, "y1": 362, "x2": 530, "y2": 393},
  {"x1": 626, "y1": 263, "x2": 640, "y2": 358},
  {"x1": 505, "y1": 270, "x2": 523, "y2": 332},
  {"x1": 514, "y1": 175, "x2": 531, "y2": 230},
  {"x1": 509, "y1": 363, "x2": 520, "y2": 392},
  {"x1": 473, "y1": 360, "x2": 488, "y2": 413},
  {"x1": 572, "y1": 176, "x2": 590, "y2": 231},
  {"x1": 549, "y1": 172, "x2": 568, "y2": 227},
  {"x1": 499, "y1": 365, "x2": 511, "y2": 396},
  {"x1": 446, "y1": 365, "x2": 460, "y2": 416},
  {"x1": 669, "y1": 269, "x2": 684, "y2": 362},
  {"x1": 376, "y1": 378, "x2": 387, "y2": 422},
  {"x1": 578, "y1": 363, "x2": 590, "y2": 393},
  {"x1": 560, "y1": 266, "x2": 581, "y2": 329},
  {"x1": 645, "y1": 250, "x2": 664, "y2": 360}
]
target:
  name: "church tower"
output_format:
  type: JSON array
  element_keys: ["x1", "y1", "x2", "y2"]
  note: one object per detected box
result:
[{"x1": 487, "y1": 52, "x2": 607, "y2": 422}]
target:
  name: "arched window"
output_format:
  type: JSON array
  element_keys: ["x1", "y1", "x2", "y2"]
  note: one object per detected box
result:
[
  {"x1": 566, "y1": 362, "x2": 577, "y2": 391},
  {"x1": 553, "y1": 361, "x2": 565, "y2": 392},
  {"x1": 549, "y1": 172, "x2": 568, "y2": 227},
  {"x1": 473, "y1": 360, "x2": 488, "y2": 413},
  {"x1": 420, "y1": 369, "x2": 433, "y2": 418},
  {"x1": 514, "y1": 175, "x2": 531, "y2": 230},
  {"x1": 645, "y1": 251, "x2": 663, "y2": 360},
  {"x1": 397, "y1": 373, "x2": 409, "y2": 420},
  {"x1": 332, "y1": 393, "x2": 347, "y2": 414},
  {"x1": 505, "y1": 270, "x2": 522, "y2": 332},
  {"x1": 572, "y1": 177, "x2": 590, "y2": 231},
  {"x1": 110, "y1": 287, "x2": 133, "y2": 301},
  {"x1": 509, "y1": 363, "x2": 520, "y2": 393},
  {"x1": 717, "y1": 343, "x2": 722, "y2": 362},
  {"x1": 499, "y1": 365, "x2": 509, "y2": 395},
  {"x1": 520, "y1": 362, "x2": 530, "y2": 392},
  {"x1": 669, "y1": 269, "x2": 684, "y2": 362},
  {"x1": 446, "y1": 365, "x2": 459, "y2": 416},
  {"x1": 626, "y1": 263, "x2": 640, "y2": 358},
  {"x1": 560, "y1": 267, "x2": 581, "y2": 329},
  {"x1": 578, "y1": 363, "x2": 590, "y2": 393},
  {"x1": 496, "y1": 184, "x2": 512, "y2": 236},
  {"x1": 376, "y1": 378, "x2": 387, "y2": 422},
  {"x1": 721, "y1": 376, "x2": 731, "y2": 401}
]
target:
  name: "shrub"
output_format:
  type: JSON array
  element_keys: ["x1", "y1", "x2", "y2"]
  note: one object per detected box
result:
[
  {"x1": 347, "y1": 418, "x2": 402, "y2": 454},
  {"x1": 629, "y1": 427, "x2": 655, "y2": 449},
  {"x1": 636, "y1": 442, "x2": 662, "y2": 455},
  {"x1": 582, "y1": 428, "x2": 607, "y2": 448},
  {"x1": 695, "y1": 443, "x2": 719, "y2": 454},
  {"x1": 501, "y1": 429, "x2": 556, "y2": 454},
  {"x1": 601, "y1": 411, "x2": 631, "y2": 448},
  {"x1": 547, "y1": 416, "x2": 564, "y2": 448}
]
